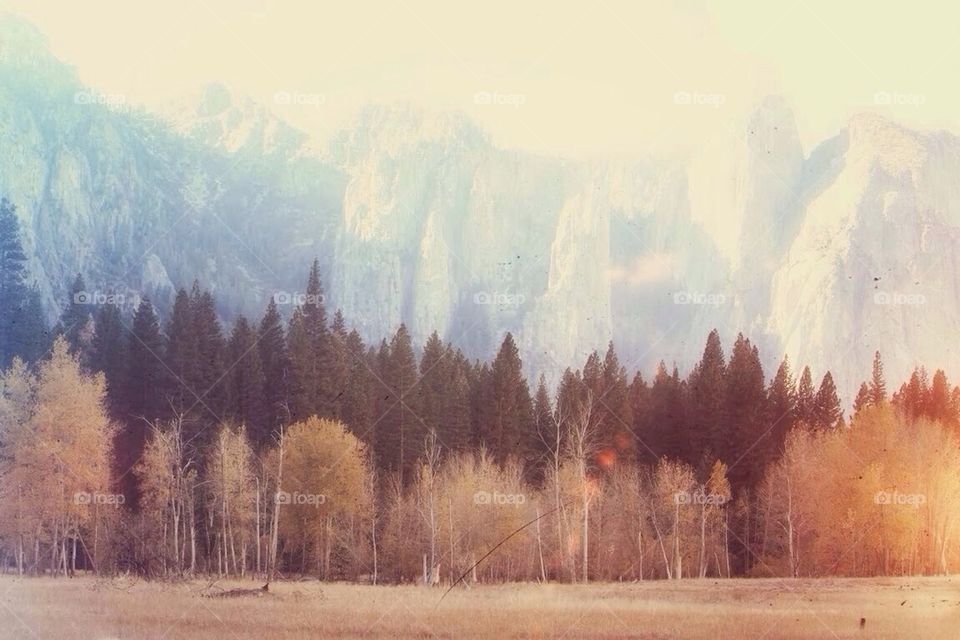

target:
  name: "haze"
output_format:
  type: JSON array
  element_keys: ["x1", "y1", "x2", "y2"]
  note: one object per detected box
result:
[{"x1": 4, "y1": 0, "x2": 957, "y2": 158}]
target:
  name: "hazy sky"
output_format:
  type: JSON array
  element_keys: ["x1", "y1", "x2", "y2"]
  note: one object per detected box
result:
[{"x1": 4, "y1": 0, "x2": 958, "y2": 158}]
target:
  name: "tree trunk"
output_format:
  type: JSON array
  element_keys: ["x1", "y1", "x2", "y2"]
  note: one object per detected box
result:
[
  {"x1": 637, "y1": 512, "x2": 644, "y2": 581},
  {"x1": 535, "y1": 505, "x2": 546, "y2": 582},
  {"x1": 324, "y1": 517, "x2": 333, "y2": 579},
  {"x1": 650, "y1": 509, "x2": 671, "y2": 579},
  {"x1": 189, "y1": 506, "x2": 197, "y2": 575},
  {"x1": 51, "y1": 522, "x2": 59, "y2": 577},
  {"x1": 269, "y1": 426, "x2": 285, "y2": 579},
  {"x1": 17, "y1": 534, "x2": 24, "y2": 576},
  {"x1": 582, "y1": 490, "x2": 589, "y2": 583},
  {"x1": 255, "y1": 480, "x2": 262, "y2": 575},
  {"x1": 673, "y1": 501, "x2": 682, "y2": 579},
  {"x1": 724, "y1": 511, "x2": 731, "y2": 578},
  {"x1": 698, "y1": 502, "x2": 706, "y2": 578},
  {"x1": 371, "y1": 511, "x2": 378, "y2": 585}
]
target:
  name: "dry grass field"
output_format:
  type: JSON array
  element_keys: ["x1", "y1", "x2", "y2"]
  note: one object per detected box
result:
[{"x1": 1, "y1": 574, "x2": 959, "y2": 639}]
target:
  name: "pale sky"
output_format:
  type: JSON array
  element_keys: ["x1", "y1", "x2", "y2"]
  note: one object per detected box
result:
[{"x1": 3, "y1": 0, "x2": 959, "y2": 158}]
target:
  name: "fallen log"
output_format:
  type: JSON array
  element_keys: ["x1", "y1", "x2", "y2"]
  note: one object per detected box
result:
[{"x1": 203, "y1": 583, "x2": 270, "y2": 598}]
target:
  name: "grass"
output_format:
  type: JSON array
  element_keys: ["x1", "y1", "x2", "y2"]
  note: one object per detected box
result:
[{"x1": 1, "y1": 574, "x2": 959, "y2": 639}]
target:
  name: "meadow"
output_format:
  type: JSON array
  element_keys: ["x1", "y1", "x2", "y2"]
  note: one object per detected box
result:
[{"x1": 1, "y1": 575, "x2": 958, "y2": 639}]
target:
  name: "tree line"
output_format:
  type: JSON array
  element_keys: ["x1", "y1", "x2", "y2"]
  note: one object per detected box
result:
[{"x1": 1, "y1": 197, "x2": 959, "y2": 582}]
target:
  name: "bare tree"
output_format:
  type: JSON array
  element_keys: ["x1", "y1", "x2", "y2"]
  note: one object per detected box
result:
[
  {"x1": 565, "y1": 389, "x2": 601, "y2": 582},
  {"x1": 415, "y1": 430, "x2": 442, "y2": 585}
]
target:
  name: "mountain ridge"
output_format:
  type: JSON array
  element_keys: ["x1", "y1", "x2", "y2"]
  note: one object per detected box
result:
[{"x1": 1, "y1": 16, "x2": 956, "y2": 403}]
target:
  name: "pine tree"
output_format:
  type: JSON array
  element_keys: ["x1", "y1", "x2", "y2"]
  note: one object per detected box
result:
[
  {"x1": 56, "y1": 273, "x2": 93, "y2": 361},
  {"x1": 301, "y1": 259, "x2": 332, "y2": 417},
  {"x1": 951, "y1": 386, "x2": 960, "y2": 427},
  {"x1": 645, "y1": 361, "x2": 685, "y2": 461},
  {"x1": 118, "y1": 298, "x2": 166, "y2": 505},
  {"x1": 686, "y1": 330, "x2": 726, "y2": 466},
  {"x1": 581, "y1": 350, "x2": 603, "y2": 398},
  {"x1": 371, "y1": 339, "x2": 391, "y2": 453},
  {"x1": 548, "y1": 367, "x2": 581, "y2": 467},
  {"x1": 0, "y1": 198, "x2": 46, "y2": 368},
  {"x1": 90, "y1": 300, "x2": 126, "y2": 415},
  {"x1": 724, "y1": 334, "x2": 767, "y2": 489},
  {"x1": 225, "y1": 315, "x2": 269, "y2": 447},
  {"x1": 869, "y1": 351, "x2": 887, "y2": 405},
  {"x1": 0, "y1": 197, "x2": 27, "y2": 368},
  {"x1": 159, "y1": 284, "x2": 225, "y2": 447},
  {"x1": 441, "y1": 348, "x2": 472, "y2": 455},
  {"x1": 853, "y1": 382, "x2": 870, "y2": 415},
  {"x1": 417, "y1": 338, "x2": 473, "y2": 457},
  {"x1": 892, "y1": 369, "x2": 919, "y2": 419},
  {"x1": 555, "y1": 367, "x2": 584, "y2": 428},
  {"x1": 164, "y1": 288, "x2": 195, "y2": 415},
  {"x1": 928, "y1": 369, "x2": 954, "y2": 426},
  {"x1": 767, "y1": 356, "x2": 797, "y2": 451},
  {"x1": 469, "y1": 361, "x2": 493, "y2": 451},
  {"x1": 417, "y1": 331, "x2": 446, "y2": 443},
  {"x1": 258, "y1": 298, "x2": 290, "y2": 434},
  {"x1": 16, "y1": 285, "x2": 49, "y2": 364},
  {"x1": 124, "y1": 298, "x2": 167, "y2": 421},
  {"x1": 341, "y1": 329, "x2": 373, "y2": 443},
  {"x1": 378, "y1": 325, "x2": 422, "y2": 485},
  {"x1": 530, "y1": 374, "x2": 554, "y2": 479},
  {"x1": 485, "y1": 332, "x2": 535, "y2": 467},
  {"x1": 327, "y1": 310, "x2": 350, "y2": 420},
  {"x1": 189, "y1": 285, "x2": 226, "y2": 422},
  {"x1": 628, "y1": 372, "x2": 650, "y2": 462},
  {"x1": 897, "y1": 367, "x2": 929, "y2": 420},
  {"x1": 813, "y1": 371, "x2": 842, "y2": 429},
  {"x1": 331, "y1": 308, "x2": 346, "y2": 335},
  {"x1": 796, "y1": 366, "x2": 815, "y2": 427},
  {"x1": 599, "y1": 342, "x2": 634, "y2": 464},
  {"x1": 286, "y1": 307, "x2": 314, "y2": 422}
]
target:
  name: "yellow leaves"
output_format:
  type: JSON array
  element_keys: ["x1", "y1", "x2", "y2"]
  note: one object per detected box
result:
[
  {"x1": 766, "y1": 405, "x2": 960, "y2": 575},
  {"x1": 0, "y1": 337, "x2": 113, "y2": 542},
  {"x1": 706, "y1": 460, "x2": 731, "y2": 503},
  {"x1": 652, "y1": 458, "x2": 697, "y2": 505},
  {"x1": 276, "y1": 416, "x2": 372, "y2": 553},
  {"x1": 380, "y1": 450, "x2": 535, "y2": 580}
]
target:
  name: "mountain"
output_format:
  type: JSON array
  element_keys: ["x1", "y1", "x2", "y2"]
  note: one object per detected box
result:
[
  {"x1": 0, "y1": 15, "x2": 341, "y2": 321},
  {"x1": 163, "y1": 82, "x2": 313, "y2": 159},
  {"x1": 768, "y1": 113, "x2": 960, "y2": 404},
  {"x1": 1, "y1": 14, "x2": 957, "y2": 403}
]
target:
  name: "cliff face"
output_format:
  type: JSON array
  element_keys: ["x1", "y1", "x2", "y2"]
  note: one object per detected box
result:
[
  {"x1": 3, "y1": 15, "x2": 958, "y2": 400},
  {"x1": 768, "y1": 114, "x2": 960, "y2": 399},
  {"x1": 0, "y1": 16, "x2": 342, "y2": 322}
]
